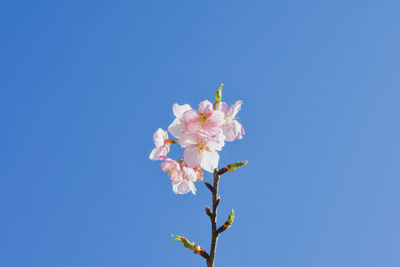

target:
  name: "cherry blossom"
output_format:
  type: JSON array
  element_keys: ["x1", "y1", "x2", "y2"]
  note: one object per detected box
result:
[
  {"x1": 179, "y1": 131, "x2": 225, "y2": 173},
  {"x1": 168, "y1": 103, "x2": 192, "y2": 139},
  {"x1": 183, "y1": 100, "x2": 225, "y2": 136},
  {"x1": 149, "y1": 128, "x2": 171, "y2": 160},
  {"x1": 149, "y1": 85, "x2": 248, "y2": 266},
  {"x1": 215, "y1": 101, "x2": 245, "y2": 142},
  {"x1": 160, "y1": 157, "x2": 198, "y2": 194}
]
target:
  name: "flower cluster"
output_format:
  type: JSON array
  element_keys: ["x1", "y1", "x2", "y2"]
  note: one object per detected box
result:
[{"x1": 149, "y1": 85, "x2": 245, "y2": 194}]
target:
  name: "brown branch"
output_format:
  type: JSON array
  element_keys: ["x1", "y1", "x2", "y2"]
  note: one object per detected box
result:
[
  {"x1": 204, "y1": 182, "x2": 214, "y2": 192},
  {"x1": 207, "y1": 169, "x2": 220, "y2": 267}
]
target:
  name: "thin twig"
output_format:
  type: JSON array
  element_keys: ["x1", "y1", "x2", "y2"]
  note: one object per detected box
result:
[{"x1": 204, "y1": 182, "x2": 214, "y2": 192}]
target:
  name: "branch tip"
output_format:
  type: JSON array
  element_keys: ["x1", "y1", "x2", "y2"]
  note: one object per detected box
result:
[
  {"x1": 205, "y1": 206, "x2": 212, "y2": 217},
  {"x1": 204, "y1": 182, "x2": 214, "y2": 192}
]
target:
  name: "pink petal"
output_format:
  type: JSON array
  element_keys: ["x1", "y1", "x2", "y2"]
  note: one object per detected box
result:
[
  {"x1": 179, "y1": 133, "x2": 199, "y2": 148},
  {"x1": 198, "y1": 100, "x2": 213, "y2": 114},
  {"x1": 186, "y1": 121, "x2": 202, "y2": 133},
  {"x1": 221, "y1": 125, "x2": 236, "y2": 142},
  {"x1": 183, "y1": 109, "x2": 199, "y2": 123},
  {"x1": 215, "y1": 102, "x2": 228, "y2": 114},
  {"x1": 184, "y1": 146, "x2": 203, "y2": 167},
  {"x1": 160, "y1": 157, "x2": 179, "y2": 170},
  {"x1": 200, "y1": 126, "x2": 221, "y2": 137},
  {"x1": 208, "y1": 110, "x2": 225, "y2": 127}
]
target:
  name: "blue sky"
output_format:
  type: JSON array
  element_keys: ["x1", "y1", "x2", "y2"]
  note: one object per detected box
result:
[{"x1": 1, "y1": 1, "x2": 400, "y2": 266}]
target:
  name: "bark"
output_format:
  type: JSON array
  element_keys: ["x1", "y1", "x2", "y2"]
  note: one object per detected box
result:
[{"x1": 206, "y1": 169, "x2": 220, "y2": 267}]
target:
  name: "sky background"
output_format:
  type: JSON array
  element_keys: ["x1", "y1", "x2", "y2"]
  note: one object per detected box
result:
[{"x1": 1, "y1": 1, "x2": 400, "y2": 266}]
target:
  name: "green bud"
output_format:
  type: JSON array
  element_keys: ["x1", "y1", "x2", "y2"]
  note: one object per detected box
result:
[
  {"x1": 172, "y1": 234, "x2": 209, "y2": 259},
  {"x1": 217, "y1": 209, "x2": 235, "y2": 233},
  {"x1": 213, "y1": 83, "x2": 223, "y2": 109},
  {"x1": 217, "y1": 160, "x2": 248, "y2": 175},
  {"x1": 227, "y1": 160, "x2": 248, "y2": 172}
]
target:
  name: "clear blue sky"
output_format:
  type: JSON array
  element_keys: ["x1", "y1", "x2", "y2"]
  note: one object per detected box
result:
[{"x1": 1, "y1": 1, "x2": 400, "y2": 266}]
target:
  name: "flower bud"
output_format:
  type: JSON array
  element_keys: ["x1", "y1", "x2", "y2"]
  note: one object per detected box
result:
[
  {"x1": 213, "y1": 83, "x2": 223, "y2": 110},
  {"x1": 205, "y1": 206, "x2": 212, "y2": 217},
  {"x1": 172, "y1": 234, "x2": 209, "y2": 259},
  {"x1": 217, "y1": 160, "x2": 248, "y2": 175},
  {"x1": 217, "y1": 209, "x2": 235, "y2": 233}
]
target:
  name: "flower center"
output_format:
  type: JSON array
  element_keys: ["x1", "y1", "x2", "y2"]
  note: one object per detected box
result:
[
  {"x1": 200, "y1": 113, "x2": 208, "y2": 122},
  {"x1": 198, "y1": 141, "x2": 207, "y2": 152},
  {"x1": 166, "y1": 168, "x2": 174, "y2": 177}
]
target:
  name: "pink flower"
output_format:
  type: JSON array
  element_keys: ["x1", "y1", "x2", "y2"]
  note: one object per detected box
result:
[
  {"x1": 182, "y1": 100, "x2": 225, "y2": 136},
  {"x1": 149, "y1": 128, "x2": 171, "y2": 160},
  {"x1": 183, "y1": 162, "x2": 204, "y2": 182},
  {"x1": 179, "y1": 131, "x2": 225, "y2": 173},
  {"x1": 168, "y1": 103, "x2": 192, "y2": 139},
  {"x1": 215, "y1": 101, "x2": 245, "y2": 142},
  {"x1": 160, "y1": 157, "x2": 198, "y2": 194}
]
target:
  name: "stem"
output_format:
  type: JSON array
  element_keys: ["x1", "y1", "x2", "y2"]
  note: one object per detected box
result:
[{"x1": 207, "y1": 170, "x2": 220, "y2": 267}]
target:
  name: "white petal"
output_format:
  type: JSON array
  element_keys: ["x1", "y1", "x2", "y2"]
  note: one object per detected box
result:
[
  {"x1": 183, "y1": 146, "x2": 203, "y2": 168},
  {"x1": 149, "y1": 147, "x2": 165, "y2": 160},
  {"x1": 198, "y1": 100, "x2": 213, "y2": 113},
  {"x1": 207, "y1": 132, "x2": 225, "y2": 151},
  {"x1": 186, "y1": 121, "x2": 202, "y2": 133},
  {"x1": 161, "y1": 158, "x2": 179, "y2": 171},
  {"x1": 173, "y1": 103, "x2": 192, "y2": 118},
  {"x1": 172, "y1": 181, "x2": 191, "y2": 194},
  {"x1": 209, "y1": 110, "x2": 225, "y2": 126},
  {"x1": 226, "y1": 100, "x2": 243, "y2": 120},
  {"x1": 221, "y1": 125, "x2": 236, "y2": 142},
  {"x1": 215, "y1": 102, "x2": 228, "y2": 114},
  {"x1": 153, "y1": 128, "x2": 167, "y2": 147},
  {"x1": 183, "y1": 167, "x2": 197, "y2": 182},
  {"x1": 168, "y1": 118, "x2": 184, "y2": 139},
  {"x1": 228, "y1": 120, "x2": 243, "y2": 140},
  {"x1": 179, "y1": 133, "x2": 199, "y2": 148},
  {"x1": 183, "y1": 109, "x2": 199, "y2": 122},
  {"x1": 189, "y1": 181, "x2": 197, "y2": 195},
  {"x1": 200, "y1": 150, "x2": 219, "y2": 173}
]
